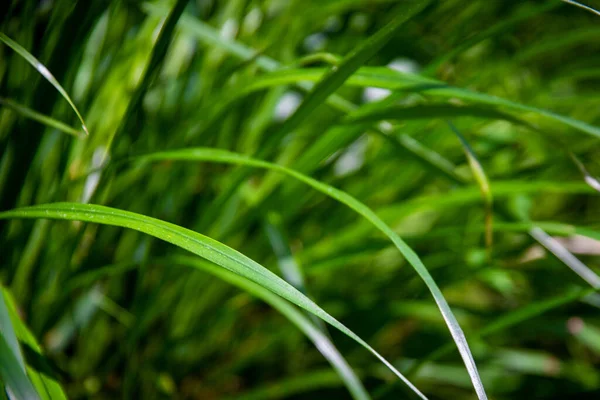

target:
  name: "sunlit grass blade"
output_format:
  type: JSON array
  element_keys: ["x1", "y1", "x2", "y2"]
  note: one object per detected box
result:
[
  {"x1": 1, "y1": 288, "x2": 67, "y2": 400},
  {"x1": 529, "y1": 227, "x2": 600, "y2": 289},
  {"x1": 447, "y1": 122, "x2": 493, "y2": 249},
  {"x1": 170, "y1": 255, "x2": 370, "y2": 400},
  {"x1": 128, "y1": 147, "x2": 488, "y2": 399},
  {"x1": 0, "y1": 32, "x2": 89, "y2": 136},
  {"x1": 561, "y1": 0, "x2": 600, "y2": 16},
  {"x1": 0, "y1": 97, "x2": 84, "y2": 137},
  {"x1": 0, "y1": 203, "x2": 427, "y2": 400}
]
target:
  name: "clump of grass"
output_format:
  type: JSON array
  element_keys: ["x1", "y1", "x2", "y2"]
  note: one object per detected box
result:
[{"x1": 1, "y1": 1, "x2": 600, "y2": 399}]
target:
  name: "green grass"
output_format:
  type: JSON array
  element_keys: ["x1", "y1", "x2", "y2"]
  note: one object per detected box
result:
[{"x1": 1, "y1": 0, "x2": 600, "y2": 399}]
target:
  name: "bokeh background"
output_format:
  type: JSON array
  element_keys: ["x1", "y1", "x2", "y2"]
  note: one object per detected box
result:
[{"x1": 1, "y1": 0, "x2": 600, "y2": 398}]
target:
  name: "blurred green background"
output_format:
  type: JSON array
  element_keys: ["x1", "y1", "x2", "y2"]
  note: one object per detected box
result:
[{"x1": 1, "y1": 0, "x2": 600, "y2": 398}]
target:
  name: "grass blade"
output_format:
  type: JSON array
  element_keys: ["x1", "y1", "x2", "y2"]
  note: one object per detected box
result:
[
  {"x1": 0, "y1": 32, "x2": 88, "y2": 136},
  {"x1": 0, "y1": 289, "x2": 41, "y2": 400},
  {"x1": 128, "y1": 147, "x2": 488, "y2": 399},
  {"x1": 0, "y1": 334, "x2": 40, "y2": 400},
  {"x1": 529, "y1": 227, "x2": 600, "y2": 289},
  {"x1": 0, "y1": 203, "x2": 427, "y2": 400},
  {"x1": 561, "y1": 0, "x2": 600, "y2": 16},
  {"x1": 0, "y1": 97, "x2": 84, "y2": 137},
  {"x1": 1, "y1": 289, "x2": 67, "y2": 400}
]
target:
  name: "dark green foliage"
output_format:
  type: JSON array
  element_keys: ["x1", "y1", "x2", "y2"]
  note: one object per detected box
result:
[{"x1": 1, "y1": 0, "x2": 600, "y2": 399}]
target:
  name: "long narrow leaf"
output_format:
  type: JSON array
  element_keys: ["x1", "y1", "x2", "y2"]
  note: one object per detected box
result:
[
  {"x1": 0, "y1": 335, "x2": 40, "y2": 400},
  {"x1": 0, "y1": 97, "x2": 83, "y2": 137},
  {"x1": 0, "y1": 32, "x2": 88, "y2": 136},
  {"x1": 128, "y1": 147, "x2": 487, "y2": 399},
  {"x1": 0, "y1": 203, "x2": 427, "y2": 400},
  {"x1": 561, "y1": 0, "x2": 600, "y2": 16},
  {"x1": 1, "y1": 289, "x2": 67, "y2": 400}
]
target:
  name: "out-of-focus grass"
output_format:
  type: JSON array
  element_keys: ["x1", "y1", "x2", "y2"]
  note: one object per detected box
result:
[{"x1": 1, "y1": 0, "x2": 600, "y2": 399}]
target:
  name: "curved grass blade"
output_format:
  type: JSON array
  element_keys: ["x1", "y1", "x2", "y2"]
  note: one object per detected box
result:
[
  {"x1": 0, "y1": 203, "x2": 426, "y2": 400},
  {"x1": 170, "y1": 255, "x2": 370, "y2": 400},
  {"x1": 0, "y1": 97, "x2": 84, "y2": 137},
  {"x1": 1, "y1": 289, "x2": 67, "y2": 400},
  {"x1": 0, "y1": 32, "x2": 89, "y2": 136},
  {"x1": 561, "y1": 0, "x2": 600, "y2": 16},
  {"x1": 529, "y1": 227, "x2": 600, "y2": 289},
  {"x1": 129, "y1": 147, "x2": 488, "y2": 399}
]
